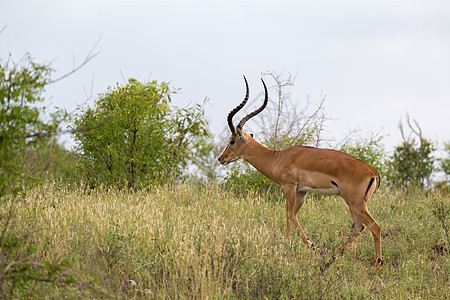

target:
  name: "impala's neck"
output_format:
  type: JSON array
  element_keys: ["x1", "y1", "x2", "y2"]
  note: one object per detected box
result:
[{"x1": 240, "y1": 139, "x2": 279, "y2": 181}]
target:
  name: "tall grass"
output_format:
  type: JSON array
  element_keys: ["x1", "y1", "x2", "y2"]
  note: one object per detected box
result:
[{"x1": 2, "y1": 183, "x2": 449, "y2": 298}]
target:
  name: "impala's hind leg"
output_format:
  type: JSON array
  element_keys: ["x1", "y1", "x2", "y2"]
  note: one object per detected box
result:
[
  {"x1": 358, "y1": 208, "x2": 383, "y2": 266},
  {"x1": 340, "y1": 209, "x2": 364, "y2": 252}
]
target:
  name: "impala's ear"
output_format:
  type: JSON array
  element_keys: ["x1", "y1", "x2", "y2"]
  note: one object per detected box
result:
[{"x1": 250, "y1": 133, "x2": 254, "y2": 138}]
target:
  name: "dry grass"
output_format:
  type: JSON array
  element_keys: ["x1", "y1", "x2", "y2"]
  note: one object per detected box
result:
[{"x1": 2, "y1": 182, "x2": 449, "y2": 298}]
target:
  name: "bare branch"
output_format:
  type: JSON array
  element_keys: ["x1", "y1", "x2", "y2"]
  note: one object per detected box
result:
[
  {"x1": 262, "y1": 70, "x2": 296, "y2": 141},
  {"x1": 48, "y1": 36, "x2": 102, "y2": 84},
  {"x1": 409, "y1": 116, "x2": 426, "y2": 148},
  {"x1": 299, "y1": 96, "x2": 325, "y2": 137},
  {"x1": 398, "y1": 118, "x2": 407, "y2": 143},
  {"x1": 336, "y1": 128, "x2": 361, "y2": 147},
  {"x1": 399, "y1": 114, "x2": 424, "y2": 145}
]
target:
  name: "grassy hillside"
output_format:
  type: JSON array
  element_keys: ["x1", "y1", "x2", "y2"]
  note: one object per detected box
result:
[{"x1": 1, "y1": 183, "x2": 448, "y2": 298}]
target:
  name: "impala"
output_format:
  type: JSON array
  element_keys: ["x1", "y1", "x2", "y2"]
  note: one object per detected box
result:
[{"x1": 218, "y1": 76, "x2": 383, "y2": 267}]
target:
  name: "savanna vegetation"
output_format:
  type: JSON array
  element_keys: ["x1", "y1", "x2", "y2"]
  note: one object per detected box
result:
[
  {"x1": 1, "y1": 53, "x2": 448, "y2": 298},
  {"x1": 2, "y1": 183, "x2": 449, "y2": 299}
]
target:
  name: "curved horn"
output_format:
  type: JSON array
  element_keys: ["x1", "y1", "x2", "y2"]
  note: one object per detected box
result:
[
  {"x1": 236, "y1": 78, "x2": 268, "y2": 134},
  {"x1": 227, "y1": 75, "x2": 250, "y2": 135}
]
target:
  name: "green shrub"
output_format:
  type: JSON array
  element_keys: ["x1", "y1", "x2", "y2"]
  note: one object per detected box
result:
[
  {"x1": 0, "y1": 54, "x2": 62, "y2": 196},
  {"x1": 0, "y1": 54, "x2": 77, "y2": 298},
  {"x1": 71, "y1": 79, "x2": 211, "y2": 188},
  {"x1": 387, "y1": 117, "x2": 435, "y2": 189}
]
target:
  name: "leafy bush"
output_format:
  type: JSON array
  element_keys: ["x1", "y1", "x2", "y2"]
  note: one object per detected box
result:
[
  {"x1": 71, "y1": 78, "x2": 211, "y2": 188},
  {"x1": 0, "y1": 54, "x2": 75, "y2": 297},
  {"x1": 387, "y1": 117, "x2": 435, "y2": 189},
  {"x1": 0, "y1": 54, "x2": 63, "y2": 196}
]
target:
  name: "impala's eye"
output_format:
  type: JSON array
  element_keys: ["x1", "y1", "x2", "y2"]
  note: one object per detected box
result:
[{"x1": 230, "y1": 140, "x2": 235, "y2": 145}]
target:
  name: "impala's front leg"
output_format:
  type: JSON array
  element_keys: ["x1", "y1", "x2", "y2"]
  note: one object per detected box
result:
[
  {"x1": 285, "y1": 186, "x2": 312, "y2": 247},
  {"x1": 285, "y1": 186, "x2": 294, "y2": 239},
  {"x1": 293, "y1": 190, "x2": 314, "y2": 248}
]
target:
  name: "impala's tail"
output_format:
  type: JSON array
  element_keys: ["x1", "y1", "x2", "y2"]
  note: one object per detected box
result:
[{"x1": 365, "y1": 170, "x2": 380, "y2": 200}]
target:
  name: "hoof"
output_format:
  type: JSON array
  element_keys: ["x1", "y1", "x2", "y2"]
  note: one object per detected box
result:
[{"x1": 376, "y1": 258, "x2": 384, "y2": 269}]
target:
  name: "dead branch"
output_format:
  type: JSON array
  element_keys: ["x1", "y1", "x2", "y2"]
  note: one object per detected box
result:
[{"x1": 48, "y1": 36, "x2": 101, "y2": 84}]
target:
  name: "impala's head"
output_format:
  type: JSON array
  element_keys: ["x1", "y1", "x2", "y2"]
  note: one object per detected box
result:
[{"x1": 218, "y1": 76, "x2": 268, "y2": 166}]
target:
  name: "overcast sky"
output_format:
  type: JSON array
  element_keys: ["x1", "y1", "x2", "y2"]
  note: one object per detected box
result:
[{"x1": 2, "y1": 0, "x2": 449, "y2": 151}]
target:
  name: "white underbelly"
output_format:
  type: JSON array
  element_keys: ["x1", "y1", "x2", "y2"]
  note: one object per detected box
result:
[{"x1": 298, "y1": 186, "x2": 340, "y2": 195}]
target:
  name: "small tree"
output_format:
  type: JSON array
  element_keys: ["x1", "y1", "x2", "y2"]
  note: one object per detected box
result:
[
  {"x1": 0, "y1": 53, "x2": 78, "y2": 297},
  {"x1": 0, "y1": 54, "x2": 60, "y2": 197},
  {"x1": 387, "y1": 116, "x2": 435, "y2": 189},
  {"x1": 260, "y1": 71, "x2": 326, "y2": 150},
  {"x1": 72, "y1": 78, "x2": 210, "y2": 188}
]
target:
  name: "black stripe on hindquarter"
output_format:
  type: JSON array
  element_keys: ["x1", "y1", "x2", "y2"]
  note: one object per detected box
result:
[{"x1": 365, "y1": 178, "x2": 375, "y2": 197}]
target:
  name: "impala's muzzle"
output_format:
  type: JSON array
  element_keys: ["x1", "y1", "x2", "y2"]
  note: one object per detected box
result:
[{"x1": 218, "y1": 153, "x2": 239, "y2": 166}]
